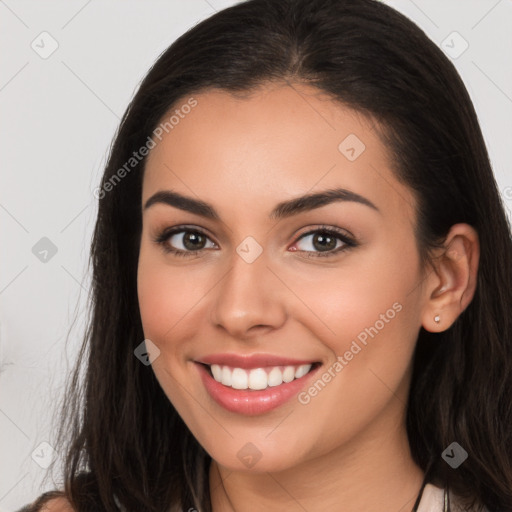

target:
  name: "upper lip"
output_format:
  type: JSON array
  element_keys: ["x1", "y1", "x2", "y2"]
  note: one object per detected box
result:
[{"x1": 196, "y1": 353, "x2": 317, "y2": 369}]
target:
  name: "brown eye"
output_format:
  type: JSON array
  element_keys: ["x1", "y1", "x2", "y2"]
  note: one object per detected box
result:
[
  {"x1": 154, "y1": 227, "x2": 217, "y2": 257},
  {"x1": 180, "y1": 231, "x2": 208, "y2": 250},
  {"x1": 292, "y1": 227, "x2": 357, "y2": 258}
]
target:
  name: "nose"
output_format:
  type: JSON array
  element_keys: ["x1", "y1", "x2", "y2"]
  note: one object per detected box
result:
[{"x1": 209, "y1": 246, "x2": 287, "y2": 340}]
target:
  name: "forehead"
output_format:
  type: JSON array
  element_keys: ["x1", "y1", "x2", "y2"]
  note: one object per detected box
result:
[{"x1": 142, "y1": 83, "x2": 415, "y2": 222}]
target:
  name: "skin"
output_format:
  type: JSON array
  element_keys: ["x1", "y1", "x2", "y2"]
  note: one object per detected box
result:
[{"x1": 135, "y1": 82, "x2": 480, "y2": 512}]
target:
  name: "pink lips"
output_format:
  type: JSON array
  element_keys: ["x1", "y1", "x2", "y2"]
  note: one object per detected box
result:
[{"x1": 195, "y1": 353, "x2": 320, "y2": 416}]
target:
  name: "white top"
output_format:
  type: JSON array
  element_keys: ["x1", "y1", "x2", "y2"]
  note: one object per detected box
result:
[
  {"x1": 417, "y1": 484, "x2": 446, "y2": 512},
  {"x1": 417, "y1": 483, "x2": 490, "y2": 512}
]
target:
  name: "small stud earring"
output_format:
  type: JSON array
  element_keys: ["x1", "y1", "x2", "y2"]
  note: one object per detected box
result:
[{"x1": 434, "y1": 315, "x2": 441, "y2": 324}]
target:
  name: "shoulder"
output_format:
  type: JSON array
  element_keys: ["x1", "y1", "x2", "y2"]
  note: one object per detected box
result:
[
  {"x1": 39, "y1": 498, "x2": 75, "y2": 512},
  {"x1": 16, "y1": 495, "x2": 75, "y2": 512}
]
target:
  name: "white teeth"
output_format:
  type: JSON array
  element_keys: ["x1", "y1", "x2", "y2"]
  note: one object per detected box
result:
[
  {"x1": 209, "y1": 363, "x2": 313, "y2": 390},
  {"x1": 211, "y1": 364, "x2": 222, "y2": 382},
  {"x1": 282, "y1": 366, "x2": 295, "y2": 383},
  {"x1": 268, "y1": 367, "x2": 283, "y2": 387},
  {"x1": 295, "y1": 364, "x2": 311, "y2": 379},
  {"x1": 248, "y1": 368, "x2": 268, "y2": 390},
  {"x1": 221, "y1": 366, "x2": 232, "y2": 386},
  {"x1": 231, "y1": 368, "x2": 248, "y2": 389}
]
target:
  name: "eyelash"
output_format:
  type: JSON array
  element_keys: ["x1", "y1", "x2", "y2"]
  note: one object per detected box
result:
[{"x1": 153, "y1": 224, "x2": 358, "y2": 259}]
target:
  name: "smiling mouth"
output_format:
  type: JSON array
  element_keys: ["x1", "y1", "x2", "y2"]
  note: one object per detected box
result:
[{"x1": 201, "y1": 362, "x2": 320, "y2": 391}]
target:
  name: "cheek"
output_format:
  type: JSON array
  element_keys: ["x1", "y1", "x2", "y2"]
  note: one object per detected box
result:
[
  {"x1": 137, "y1": 254, "x2": 196, "y2": 405},
  {"x1": 137, "y1": 247, "x2": 203, "y2": 345},
  {"x1": 292, "y1": 240, "x2": 421, "y2": 354},
  {"x1": 136, "y1": 248, "x2": 221, "y2": 395},
  {"x1": 284, "y1": 259, "x2": 421, "y2": 455},
  {"x1": 290, "y1": 243, "x2": 422, "y2": 413},
  {"x1": 137, "y1": 265, "x2": 175, "y2": 342}
]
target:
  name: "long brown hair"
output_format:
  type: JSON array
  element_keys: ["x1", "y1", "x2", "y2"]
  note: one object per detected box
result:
[{"x1": 47, "y1": 0, "x2": 512, "y2": 510}]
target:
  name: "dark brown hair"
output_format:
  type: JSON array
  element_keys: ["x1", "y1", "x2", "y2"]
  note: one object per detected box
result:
[{"x1": 41, "y1": 0, "x2": 512, "y2": 510}]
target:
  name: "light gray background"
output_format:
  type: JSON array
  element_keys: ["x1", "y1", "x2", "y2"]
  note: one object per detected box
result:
[{"x1": 1, "y1": 0, "x2": 511, "y2": 509}]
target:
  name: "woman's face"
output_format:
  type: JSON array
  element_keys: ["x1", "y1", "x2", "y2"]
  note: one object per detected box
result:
[{"x1": 138, "y1": 82, "x2": 428, "y2": 472}]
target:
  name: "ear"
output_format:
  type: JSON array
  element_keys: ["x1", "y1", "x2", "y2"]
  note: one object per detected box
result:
[{"x1": 421, "y1": 223, "x2": 480, "y2": 333}]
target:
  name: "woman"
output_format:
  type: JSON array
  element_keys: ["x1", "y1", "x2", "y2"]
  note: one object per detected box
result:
[{"x1": 18, "y1": 0, "x2": 512, "y2": 510}]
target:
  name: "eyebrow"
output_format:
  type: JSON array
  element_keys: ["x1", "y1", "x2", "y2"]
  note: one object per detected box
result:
[{"x1": 143, "y1": 187, "x2": 379, "y2": 220}]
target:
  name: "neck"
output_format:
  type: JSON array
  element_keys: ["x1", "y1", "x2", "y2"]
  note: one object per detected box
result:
[{"x1": 209, "y1": 401, "x2": 425, "y2": 512}]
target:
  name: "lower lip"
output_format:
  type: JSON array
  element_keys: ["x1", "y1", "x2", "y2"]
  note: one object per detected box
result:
[{"x1": 196, "y1": 362, "x2": 320, "y2": 416}]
